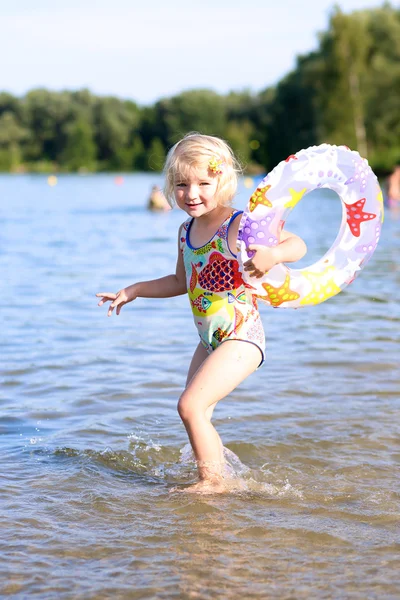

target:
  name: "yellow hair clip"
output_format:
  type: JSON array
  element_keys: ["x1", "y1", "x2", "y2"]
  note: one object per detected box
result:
[{"x1": 208, "y1": 157, "x2": 224, "y2": 175}]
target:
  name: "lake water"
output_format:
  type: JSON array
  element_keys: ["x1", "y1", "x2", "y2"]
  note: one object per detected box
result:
[{"x1": 1, "y1": 173, "x2": 399, "y2": 599}]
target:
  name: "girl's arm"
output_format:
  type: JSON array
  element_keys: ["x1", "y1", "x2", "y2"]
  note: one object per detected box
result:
[
  {"x1": 243, "y1": 230, "x2": 307, "y2": 279},
  {"x1": 97, "y1": 228, "x2": 187, "y2": 316}
]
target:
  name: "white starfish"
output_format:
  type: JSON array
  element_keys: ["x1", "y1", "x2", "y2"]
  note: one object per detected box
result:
[{"x1": 344, "y1": 257, "x2": 362, "y2": 274}]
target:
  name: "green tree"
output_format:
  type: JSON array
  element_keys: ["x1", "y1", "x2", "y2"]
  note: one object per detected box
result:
[
  {"x1": 249, "y1": 51, "x2": 322, "y2": 171},
  {"x1": 131, "y1": 135, "x2": 147, "y2": 171},
  {"x1": 364, "y1": 5, "x2": 400, "y2": 168},
  {"x1": 22, "y1": 89, "x2": 74, "y2": 162},
  {"x1": 61, "y1": 118, "x2": 97, "y2": 171},
  {"x1": 224, "y1": 120, "x2": 253, "y2": 167},
  {"x1": 1, "y1": 5, "x2": 398, "y2": 174},
  {"x1": 0, "y1": 111, "x2": 28, "y2": 170},
  {"x1": 93, "y1": 96, "x2": 140, "y2": 167},
  {"x1": 155, "y1": 90, "x2": 227, "y2": 144},
  {"x1": 318, "y1": 8, "x2": 370, "y2": 156},
  {"x1": 147, "y1": 137, "x2": 166, "y2": 171},
  {"x1": 0, "y1": 93, "x2": 23, "y2": 120}
]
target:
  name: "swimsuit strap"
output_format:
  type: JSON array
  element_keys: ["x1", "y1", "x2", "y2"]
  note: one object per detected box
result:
[
  {"x1": 227, "y1": 209, "x2": 243, "y2": 226},
  {"x1": 182, "y1": 210, "x2": 243, "y2": 250}
]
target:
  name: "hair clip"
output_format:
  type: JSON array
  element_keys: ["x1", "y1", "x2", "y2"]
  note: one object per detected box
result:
[{"x1": 208, "y1": 157, "x2": 224, "y2": 175}]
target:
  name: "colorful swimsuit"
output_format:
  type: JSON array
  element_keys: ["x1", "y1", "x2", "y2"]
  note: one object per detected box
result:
[{"x1": 180, "y1": 210, "x2": 265, "y2": 365}]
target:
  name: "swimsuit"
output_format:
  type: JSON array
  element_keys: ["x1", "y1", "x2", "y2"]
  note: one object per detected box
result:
[{"x1": 180, "y1": 210, "x2": 265, "y2": 366}]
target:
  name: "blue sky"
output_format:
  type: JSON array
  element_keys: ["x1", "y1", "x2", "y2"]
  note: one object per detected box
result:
[{"x1": 0, "y1": 0, "x2": 386, "y2": 105}]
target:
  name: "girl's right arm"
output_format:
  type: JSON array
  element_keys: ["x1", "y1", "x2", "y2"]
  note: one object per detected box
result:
[{"x1": 96, "y1": 227, "x2": 187, "y2": 317}]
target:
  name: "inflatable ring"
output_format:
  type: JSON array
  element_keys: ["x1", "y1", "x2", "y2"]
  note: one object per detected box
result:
[{"x1": 237, "y1": 144, "x2": 384, "y2": 308}]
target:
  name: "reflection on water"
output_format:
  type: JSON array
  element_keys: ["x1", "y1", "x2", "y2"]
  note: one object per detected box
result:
[{"x1": 0, "y1": 174, "x2": 399, "y2": 599}]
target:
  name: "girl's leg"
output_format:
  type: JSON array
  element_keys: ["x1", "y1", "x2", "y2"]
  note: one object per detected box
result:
[
  {"x1": 185, "y1": 342, "x2": 223, "y2": 453},
  {"x1": 186, "y1": 342, "x2": 209, "y2": 386},
  {"x1": 178, "y1": 340, "x2": 261, "y2": 490}
]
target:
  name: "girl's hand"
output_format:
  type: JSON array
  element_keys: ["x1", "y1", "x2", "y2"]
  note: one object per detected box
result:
[
  {"x1": 96, "y1": 284, "x2": 139, "y2": 316},
  {"x1": 243, "y1": 245, "x2": 279, "y2": 279}
]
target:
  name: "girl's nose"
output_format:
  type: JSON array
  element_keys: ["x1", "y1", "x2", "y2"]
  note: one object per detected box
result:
[{"x1": 187, "y1": 184, "x2": 198, "y2": 200}]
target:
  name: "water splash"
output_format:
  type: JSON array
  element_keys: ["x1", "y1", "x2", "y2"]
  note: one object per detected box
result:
[{"x1": 176, "y1": 443, "x2": 304, "y2": 497}]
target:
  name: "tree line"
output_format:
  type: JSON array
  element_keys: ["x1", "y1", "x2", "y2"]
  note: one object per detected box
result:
[{"x1": 0, "y1": 4, "x2": 399, "y2": 175}]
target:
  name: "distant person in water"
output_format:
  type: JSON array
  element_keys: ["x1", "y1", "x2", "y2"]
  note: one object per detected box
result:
[
  {"x1": 147, "y1": 185, "x2": 171, "y2": 211},
  {"x1": 386, "y1": 165, "x2": 400, "y2": 208}
]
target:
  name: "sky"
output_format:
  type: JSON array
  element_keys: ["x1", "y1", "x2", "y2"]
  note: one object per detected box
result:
[{"x1": 0, "y1": 0, "x2": 388, "y2": 105}]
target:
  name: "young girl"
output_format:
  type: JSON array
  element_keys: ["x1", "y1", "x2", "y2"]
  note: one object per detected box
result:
[{"x1": 96, "y1": 133, "x2": 307, "y2": 494}]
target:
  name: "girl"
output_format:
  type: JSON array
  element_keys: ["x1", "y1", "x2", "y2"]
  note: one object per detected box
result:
[{"x1": 96, "y1": 133, "x2": 307, "y2": 494}]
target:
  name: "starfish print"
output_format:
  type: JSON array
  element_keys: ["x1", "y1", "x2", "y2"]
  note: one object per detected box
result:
[
  {"x1": 285, "y1": 154, "x2": 298, "y2": 162},
  {"x1": 300, "y1": 267, "x2": 341, "y2": 306},
  {"x1": 260, "y1": 273, "x2": 300, "y2": 307},
  {"x1": 240, "y1": 212, "x2": 278, "y2": 251},
  {"x1": 284, "y1": 187, "x2": 308, "y2": 209},
  {"x1": 249, "y1": 185, "x2": 272, "y2": 212},
  {"x1": 344, "y1": 157, "x2": 372, "y2": 193},
  {"x1": 356, "y1": 223, "x2": 381, "y2": 254},
  {"x1": 341, "y1": 258, "x2": 362, "y2": 285},
  {"x1": 344, "y1": 198, "x2": 377, "y2": 237}
]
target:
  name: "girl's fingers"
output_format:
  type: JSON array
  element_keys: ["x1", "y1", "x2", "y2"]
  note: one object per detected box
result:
[
  {"x1": 110, "y1": 294, "x2": 124, "y2": 309},
  {"x1": 108, "y1": 300, "x2": 121, "y2": 316},
  {"x1": 110, "y1": 295, "x2": 128, "y2": 314},
  {"x1": 96, "y1": 292, "x2": 117, "y2": 299},
  {"x1": 243, "y1": 261, "x2": 265, "y2": 277},
  {"x1": 96, "y1": 291, "x2": 131, "y2": 316},
  {"x1": 247, "y1": 268, "x2": 263, "y2": 278},
  {"x1": 96, "y1": 292, "x2": 117, "y2": 306}
]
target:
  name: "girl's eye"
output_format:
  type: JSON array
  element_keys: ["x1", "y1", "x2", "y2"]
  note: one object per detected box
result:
[
  {"x1": 176, "y1": 183, "x2": 186, "y2": 187},
  {"x1": 200, "y1": 182, "x2": 210, "y2": 186}
]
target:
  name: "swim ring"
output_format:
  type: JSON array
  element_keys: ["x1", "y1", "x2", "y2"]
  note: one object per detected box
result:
[{"x1": 237, "y1": 144, "x2": 384, "y2": 308}]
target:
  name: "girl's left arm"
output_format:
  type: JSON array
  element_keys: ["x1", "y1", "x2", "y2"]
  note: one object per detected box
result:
[{"x1": 243, "y1": 230, "x2": 307, "y2": 278}]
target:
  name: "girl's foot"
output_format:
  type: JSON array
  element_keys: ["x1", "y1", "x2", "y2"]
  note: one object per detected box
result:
[{"x1": 171, "y1": 478, "x2": 227, "y2": 495}]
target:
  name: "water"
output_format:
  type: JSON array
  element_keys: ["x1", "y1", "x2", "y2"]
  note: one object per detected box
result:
[{"x1": 1, "y1": 173, "x2": 399, "y2": 599}]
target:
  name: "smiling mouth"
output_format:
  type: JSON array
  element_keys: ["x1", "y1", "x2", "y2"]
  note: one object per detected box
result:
[{"x1": 186, "y1": 203, "x2": 202, "y2": 207}]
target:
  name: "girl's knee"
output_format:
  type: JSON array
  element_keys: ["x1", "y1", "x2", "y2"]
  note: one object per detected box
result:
[{"x1": 177, "y1": 391, "x2": 200, "y2": 423}]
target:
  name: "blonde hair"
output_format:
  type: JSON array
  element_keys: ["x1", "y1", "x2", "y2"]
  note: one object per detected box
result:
[{"x1": 163, "y1": 132, "x2": 242, "y2": 207}]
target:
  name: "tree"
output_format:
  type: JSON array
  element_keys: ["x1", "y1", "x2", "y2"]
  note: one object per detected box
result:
[
  {"x1": 0, "y1": 111, "x2": 28, "y2": 170},
  {"x1": 364, "y1": 5, "x2": 400, "y2": 168},
  {"x1": 250, "y1": 52, "x2": 322, "y2": 170},
  {"x1": 93, "y1": 96, "x2": 140, "y2": 166},
  {"x1": 318, "y1": 9, "x2": 370, "y2": 155},
  {"x1": 22, "y1": 89, "x2": 74, "y2": 162},
  {"x1": 155, "y1": 90, "x2": 227, "y2": 144},
  {"x1": 61, "y1": 118, "x2": 97, "y2": 171},
  {"x1": 147, "y1": 137, "x2": 165, "y2": 171},
  {"x1": 131, "y1": 136, "x2": 147, "y2": 171},
  {"x1": 1, "y1": 5, "x2": 398, "y2": 174}
]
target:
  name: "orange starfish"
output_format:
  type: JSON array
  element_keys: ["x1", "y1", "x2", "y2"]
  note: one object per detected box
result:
[
  {"x1": 260, "y1": 273, "x2": 300, "y2": 307},
  {"x1": 249, "y1": 185, "x2": 272, "y2": 212}
]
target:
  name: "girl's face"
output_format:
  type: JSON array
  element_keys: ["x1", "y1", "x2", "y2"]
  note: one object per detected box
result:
[{"x1": 173, "y1": 165, "x2": 219, "y2": 217}]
